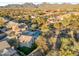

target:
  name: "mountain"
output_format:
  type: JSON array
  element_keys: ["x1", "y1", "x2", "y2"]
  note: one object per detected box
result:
[
  {"x1": 0, "y1": 2, "x2": 79, "y2": 9},
  {"x1": 22, "y1": 3, "x2": 37, "y2": 8},
  {"x1": 5, "y1": 4, "x2": 22, "y2": 8},
  {"x1": 1, "y1": 3, "x2": 37, "y2": 8},
  {"x1": 38, "y1": 2, "x2": 79, "y2": 9}
]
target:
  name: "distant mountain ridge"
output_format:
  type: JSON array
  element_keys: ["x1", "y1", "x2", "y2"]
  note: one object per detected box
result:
[
  {"x1": 0, "y1": 2, "x2": 79, "y2": 9},
  {"x1": 0, "y1": 3, "x2": 37, "y2": 8}
]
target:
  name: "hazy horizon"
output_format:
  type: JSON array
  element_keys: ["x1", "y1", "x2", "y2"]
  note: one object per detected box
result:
[{"x1": 0, "y1": 0, "x2": 79, "y2": 6}]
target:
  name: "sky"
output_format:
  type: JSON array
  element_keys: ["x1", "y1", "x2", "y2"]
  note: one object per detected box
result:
[{"x1": 0, "y1": 0, "x2": 79, "y2": 6}]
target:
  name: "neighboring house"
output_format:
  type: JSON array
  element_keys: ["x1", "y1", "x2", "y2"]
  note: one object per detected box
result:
[
  {"x1": 6, "y1": 21, "x2": 21, "y2": 38},
  {"x1": 19, "y1": 35, "x2": 34, "y2": 48},
  {"x1": 7, "y1": 21, "x2": 20, "y2": 33},
  {"x1": 5, "y1": 30, "x2": 17, "y2": 39},
  {"x1": 0, "y1": 41, "x2": 19, "y2": 56},
  {"x1": 19, "y1": 30, "x2": 41, "y2": 48},
  {"x1": 6, "y1": 21, "x2": 19, "y2": 29}
]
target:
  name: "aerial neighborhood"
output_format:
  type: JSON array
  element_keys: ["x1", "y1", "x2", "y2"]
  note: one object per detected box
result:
[
  {"x1": 0, "y1": 16, "x2": 42, "y2": 56},
  {"x1": 0, "y1": 2, "x2": 79, "y2": 56}
]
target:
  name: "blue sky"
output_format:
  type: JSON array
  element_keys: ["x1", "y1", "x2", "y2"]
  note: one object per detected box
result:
[{"x1": 0, "y1": 0, "x2": 79, "y2": 6}]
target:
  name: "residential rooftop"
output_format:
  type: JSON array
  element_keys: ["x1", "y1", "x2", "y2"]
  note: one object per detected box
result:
[{"x1": 19, "y1": 35, "x2": 33, "y2": 43}]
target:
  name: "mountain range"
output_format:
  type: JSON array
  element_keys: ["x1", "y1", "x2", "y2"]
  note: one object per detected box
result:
[{"x1": 0, "y1": 2, "x2": 79, "y2": 9}]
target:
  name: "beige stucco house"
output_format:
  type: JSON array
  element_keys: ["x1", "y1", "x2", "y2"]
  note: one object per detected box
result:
[{"x1": 19, "y1": 35, "x2": 34, "y2": 48}]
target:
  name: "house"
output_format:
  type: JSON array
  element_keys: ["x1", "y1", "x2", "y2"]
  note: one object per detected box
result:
[
  {"x1": 0, "y1": 41, "x2": 19, "y2": 56},
  {"x1": 19, "y1": 35, "x2": 34, "y2": 48},
  {"x1": 19, "y1": 30, "x2": 41, "y2": 48},
  {"x1": 6, "y1": 21, "x2": 19, "y2": 29},
  {"x1": 6, "y1": 21, "x2": 21, "y2": 37},
  {"x1": 5, "y1": 30, "x2": 18, "y2": 39}
]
